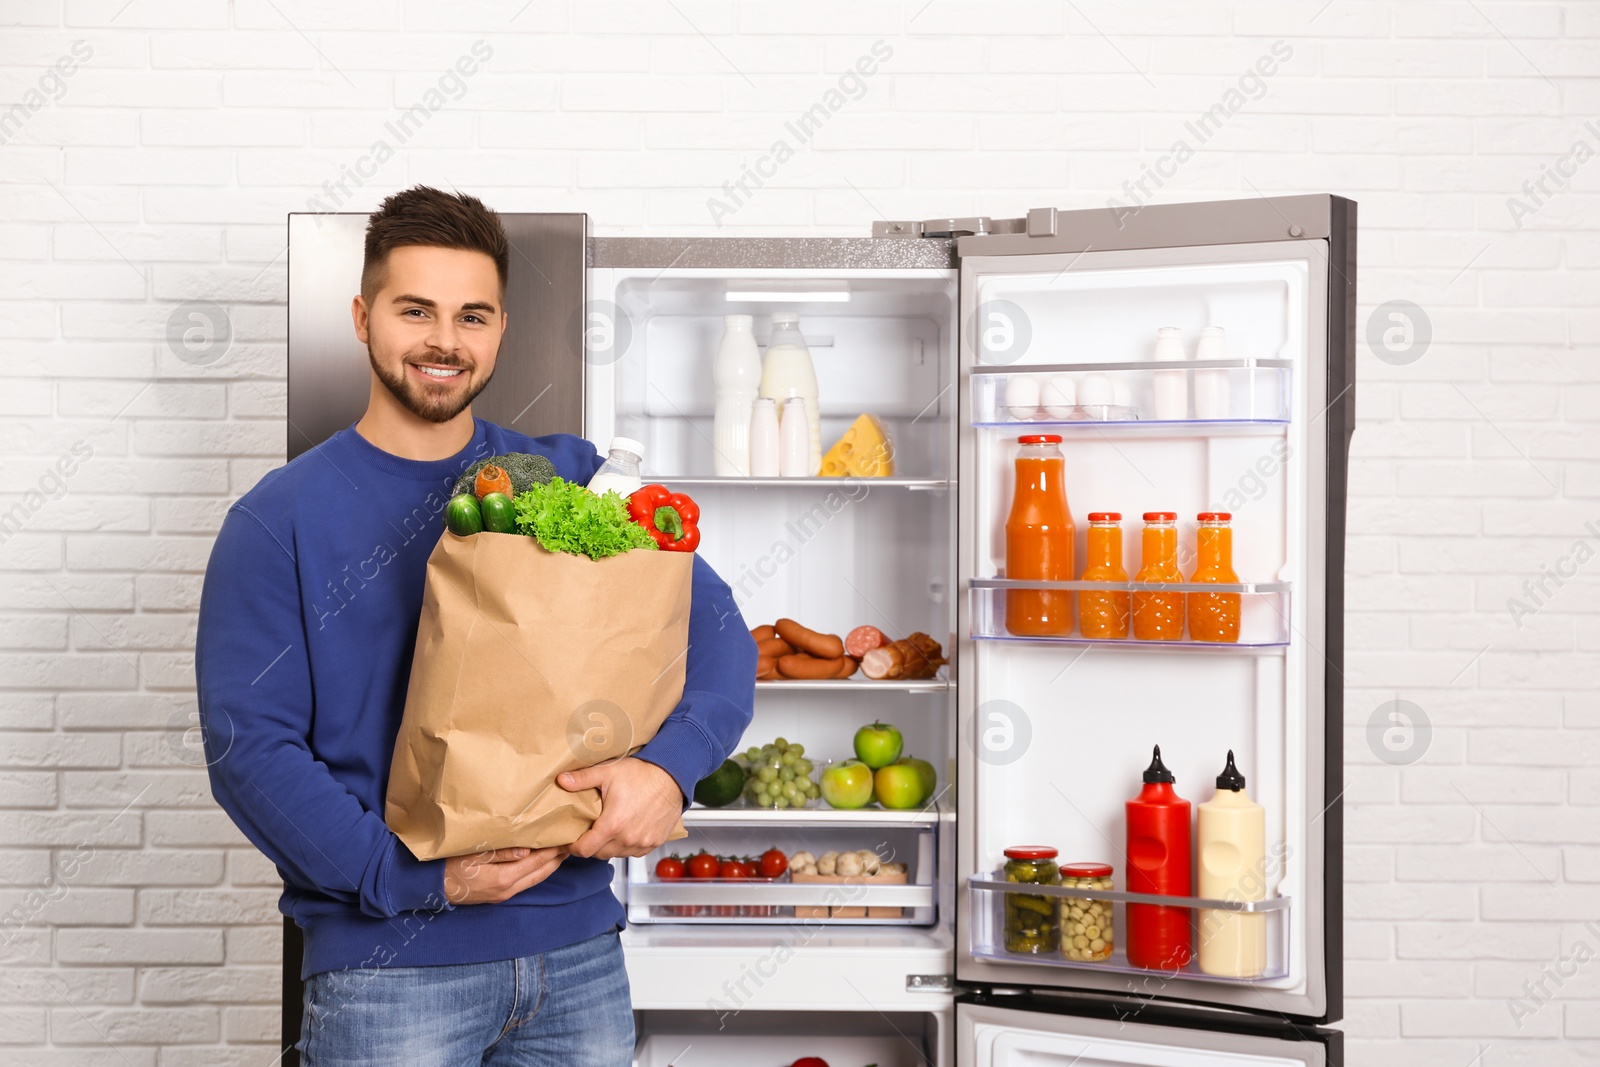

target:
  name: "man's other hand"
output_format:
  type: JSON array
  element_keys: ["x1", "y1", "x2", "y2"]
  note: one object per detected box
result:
[
  {"x1": 558, "y1": 757, "x2": 684, "y2": 860},
  {"x1": 442, "y1": 845, "x2": 567, "y2": 905}
]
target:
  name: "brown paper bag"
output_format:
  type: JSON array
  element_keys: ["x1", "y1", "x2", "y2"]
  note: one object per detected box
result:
[{"x1": 385, "y1": 529, "x2": 694, "y2": 861}]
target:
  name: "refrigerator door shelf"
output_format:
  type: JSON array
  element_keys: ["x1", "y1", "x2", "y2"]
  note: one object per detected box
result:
[
  {"x1": 967, "y1": 872, "x2": 1291, "y2": 984},
  {"x1": 972, "y1": 360, "x2": 1292, "y2": 429},
  {"x1": 968, "y1": 579, "x2": 1291, "y2": 649}
]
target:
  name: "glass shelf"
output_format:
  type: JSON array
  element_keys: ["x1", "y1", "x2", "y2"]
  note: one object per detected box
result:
[
  {"x1": 649, "y1": 475, "x2": 951, "y2": 490},
  {"x1": 969, "y1": 578, "x2": 1291, "y2": 649},
  {"x1": 756, "y1": 676, "x2": 951, "y2": 693},
  {"x1": 969, "y1": 872, "x2": 1290, "y2": 983},
  {"x1": 971, "y1": 358, "x2": 1291, "y2": 428}
]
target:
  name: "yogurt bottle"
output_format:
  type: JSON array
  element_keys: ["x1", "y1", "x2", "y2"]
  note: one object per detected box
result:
[{"x1": 758, "y1": 313, "x2": 821, "y2": 476}]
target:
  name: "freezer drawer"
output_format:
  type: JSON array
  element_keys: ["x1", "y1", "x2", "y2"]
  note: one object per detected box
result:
[
  {"x1": 635, "y1": 1007, "x2": 950, "y2": 1067},
  {"x1": 957, "y1": 995, "x2": 1340, "y2": 1067}
]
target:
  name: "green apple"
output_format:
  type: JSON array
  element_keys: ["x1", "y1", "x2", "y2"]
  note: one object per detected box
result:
[
  {"x1": 820, "y1": 759, "x2": 875, "y2": 809},
  {"x1": 874, "y1": 762, "x2": 925, "y2": 810},
  {"x1": 853, "y1": 722, "x2": 904, "y2": 770},
  {"x1": 896, "y1": 756, "x2": 937, "y2": 800}
]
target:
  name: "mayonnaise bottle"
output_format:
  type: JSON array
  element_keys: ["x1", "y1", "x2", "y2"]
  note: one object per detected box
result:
[
  {"x1": 1196, "y1": 750, "x2": 1267, "y2": 978},
  {"x1": 758, "y1": 313, "x2": 821, "y2": 475}
]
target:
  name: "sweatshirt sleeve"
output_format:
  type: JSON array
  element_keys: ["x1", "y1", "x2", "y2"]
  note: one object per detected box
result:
[
  {"x1": 632, "y1": 552, "x2": 758, "y2": 803},
  {"x1": 194, "y1": 505, "x2": 453, "y2": 919}
]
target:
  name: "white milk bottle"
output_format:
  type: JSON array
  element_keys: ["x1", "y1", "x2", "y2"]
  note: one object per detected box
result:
[
  {"x1": 1197, "y1": 750, "x2": 1268, "y2": 978},
  {"x1": 711, "y1": 314, "x2": 761, "y2": 475},
  {"x1": 1152, "y1": 326, "x2": 1188, "y2": 421},
  {"x1": 758, "y1": 313, "x2": 821, "y2": 476},
  {"x1": 586, "y1": 437, "x2": 645, "y2": 499}
]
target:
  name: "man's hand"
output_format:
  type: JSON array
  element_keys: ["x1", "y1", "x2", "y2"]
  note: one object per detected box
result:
[
  {"x1": 558, "y1": 757, "x2": 684, "y2": 860},
  {"x1": 442, "y1": 845, "x2": 567, "y2": 905}
]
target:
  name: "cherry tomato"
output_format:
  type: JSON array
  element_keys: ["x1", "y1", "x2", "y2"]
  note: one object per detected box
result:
[
  {"x1": 759, "y1": 848, "x2": 788, "y2": 879},
  {"x1": 688, "y1": 852, "x2": 720, "y2": 879},
  {"x1": 654, "y1": 856, "x2": 684, "y2": 880},
  {"x1": 720, "y1": 859, "x2": 747, "y2": 880},
  {"x1": 791, "y1": 1057, "x2": 830, "y2": 1067}
]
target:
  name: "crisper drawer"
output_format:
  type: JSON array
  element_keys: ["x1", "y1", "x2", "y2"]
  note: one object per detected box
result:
[
  {"x1": 635, "y1": 1007, "x2": 949, "y2": 1067},
  {"x1": 625, "y1": 813, "x2": 937, "y2": 926}
]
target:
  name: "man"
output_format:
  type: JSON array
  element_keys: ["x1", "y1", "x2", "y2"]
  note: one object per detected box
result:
[{"x1": 194, "y1": 185, "x2": 756, "y2": 1065}]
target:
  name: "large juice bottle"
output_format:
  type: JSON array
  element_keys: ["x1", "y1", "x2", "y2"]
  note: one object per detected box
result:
[
  {"x1": 1004, "y1": 434, "x2": 1074, "y2": 637},
  {"x1": 1125, "y1": 745, "x2": 1194, "y2": 971},
  {"x1": 1132, "y1": 512, "x2": 1184, "y2": 641},
  {"x1": 1187, "y1": 511, "x2": 1241, "y2": 643},
  {"x1": 1078, "y1": 512, "x2": 1129, "y2": 639},
  {"x1": 1197, "y1": 751, "x2": 1267, "y2": 978}
]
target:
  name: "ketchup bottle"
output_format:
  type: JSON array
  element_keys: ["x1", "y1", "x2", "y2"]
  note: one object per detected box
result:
[{"x1": 1125, "y1": 745, "x2": 1193, "y2": 970}]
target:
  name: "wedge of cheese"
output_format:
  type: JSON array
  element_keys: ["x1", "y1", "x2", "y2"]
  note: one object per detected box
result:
[{"x1": 820, "y1": 414, "x2": 894, "y2": 477}]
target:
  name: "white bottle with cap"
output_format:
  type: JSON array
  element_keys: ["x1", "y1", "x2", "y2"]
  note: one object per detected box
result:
[
  {"x1": 1197, "y1": 750, "x2": 1268, "y2": 978},
  {"x1": 759, "y1": 313, "x2": 821, "y2": 475},
  {"x1": 747, "y1": 397, "x2": 781, "y2": 477},
  {"x1": 1152, "y1": 326, "x2": 1188, "y2": 421},
  {"x1": 778, "y1": 396, "x2": 810, "y2": 477},
  {"x1": 586, "y1": 436, "x2": 645, "y2": 499},
  {"x1": 1192, "y1": 325, "x2": 1232, "y2": 420},
  {"x1": 712, "y1": 314, "x2": 761, "y2": 476}
]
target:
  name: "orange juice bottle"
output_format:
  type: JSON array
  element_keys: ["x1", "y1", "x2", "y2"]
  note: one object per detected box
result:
[
  {"x1": 1132, "y1": 512, "x2": 1184, "y2": 641},
  {"x1": 1187, "y1": 512, "x2": 1241, "y2": 643},
  {"x1": 1004, "y1": 434, "x2": 1074, "y2": 636},
  {"x1": 1078, "y1": 512, "x2": 1130, "y2": 639}
]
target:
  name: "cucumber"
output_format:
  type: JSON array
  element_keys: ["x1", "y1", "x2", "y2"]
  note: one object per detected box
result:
[
  {"x1": 445, "y1": 493, "x2": 484, "y2": 536},
  {"x1": 479, "y1": 492, "x2": 516, "y2": 534}
]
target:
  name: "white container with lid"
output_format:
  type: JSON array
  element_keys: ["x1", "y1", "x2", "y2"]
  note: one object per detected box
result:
[
  {"x1": 1152, "y1": 326, "x2": 1188, "y2": 421},
  {"x1": 1192, "y1": 325, "x2": 1232, "y2": 420},
  {"x1": 587, "y1": 436, "x2": 645, "y2": 498},
  {"x1": 778, "y1": 396, "x2": 810, "y2": 477}
]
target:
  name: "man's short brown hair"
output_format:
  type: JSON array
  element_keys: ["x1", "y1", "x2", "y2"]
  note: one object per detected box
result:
[{"x1": 361, "y1": 185, "x2": 509, "y2": 306}]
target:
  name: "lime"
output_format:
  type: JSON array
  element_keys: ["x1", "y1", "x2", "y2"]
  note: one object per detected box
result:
[{"x1": 692, "y1": 759, "x2": 745, "y2": 808}]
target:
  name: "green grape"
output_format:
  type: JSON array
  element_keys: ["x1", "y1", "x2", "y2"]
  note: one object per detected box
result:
[
  {"x1": 795, "y1": 760, "x2": 813, "y2": 775},
  {"x1": 773, "y1": 795, "x2": 790, "y2": 809},
  {"x1": 757, "y1": 767, "x2": 776, "y2": 784},
  {"x1": 790, "y1": 743, "x2": 805, "y2": 757},
  {"x1": 780, "y1": 751, "x2": 797, "y2": 766},
  {"x1": 777, "y1": 768, "x2": 793, "y2": 782},
  {"x1": 774, "y1": 737, "x2": 788, "y2": 749}
]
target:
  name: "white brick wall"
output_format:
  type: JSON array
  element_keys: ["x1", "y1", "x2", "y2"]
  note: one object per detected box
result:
[{"x1": 0, "y1": 1, "x2": 1594, "y2": 1062}]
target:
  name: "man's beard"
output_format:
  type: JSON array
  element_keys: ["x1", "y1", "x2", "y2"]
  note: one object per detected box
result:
[{"x1": 368, "y1": 345, "x2": 493, "y2": 425}]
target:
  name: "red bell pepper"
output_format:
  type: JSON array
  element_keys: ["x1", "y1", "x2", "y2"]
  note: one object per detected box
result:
[{"x1": 627, "y1": 484, "x2": 700, "y2": 552}]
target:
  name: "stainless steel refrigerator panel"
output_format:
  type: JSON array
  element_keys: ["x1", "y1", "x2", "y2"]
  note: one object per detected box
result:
[
  {"x1": 286, "y1": 211, "x2": 588, "y2": 461},
  {"x1": 951, "y1": 194, "x2": 1337, "y2": 259},
  {"x1": 590, "y1": 235, "x2": 956, "y2": 270}
]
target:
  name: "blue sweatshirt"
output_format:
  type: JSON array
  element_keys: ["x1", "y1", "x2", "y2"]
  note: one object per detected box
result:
[{"x1": 194, "y1": 418, "x2": 756, "y2": 981}]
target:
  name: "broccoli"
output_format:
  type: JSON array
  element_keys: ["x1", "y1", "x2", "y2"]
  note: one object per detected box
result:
[{"x1": 451, "y1": 452, "x2": 558, "y2": 498}]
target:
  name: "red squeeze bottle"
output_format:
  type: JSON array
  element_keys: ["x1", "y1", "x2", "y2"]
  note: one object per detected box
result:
[{"x1": 1125, "y1": 745, "x2": 1194, "y2": 970}]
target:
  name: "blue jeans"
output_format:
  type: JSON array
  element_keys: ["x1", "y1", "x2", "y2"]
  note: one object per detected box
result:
[{"x1": 296, "y1": 927, "x2": 634, "y2": 1066}]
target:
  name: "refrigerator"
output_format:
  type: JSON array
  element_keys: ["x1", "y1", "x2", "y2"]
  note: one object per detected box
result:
[{"x1": 283, "y1": 193, "x2": 1353, "y2": 1067}]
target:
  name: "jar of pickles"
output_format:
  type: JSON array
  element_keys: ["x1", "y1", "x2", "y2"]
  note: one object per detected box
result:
[
  {"x1": 1002, "y1": 846, "x2": 1060, "y2": 954},
  {"x1": 1058, "y1": 862, "x2": 1115, "y2": 962}
]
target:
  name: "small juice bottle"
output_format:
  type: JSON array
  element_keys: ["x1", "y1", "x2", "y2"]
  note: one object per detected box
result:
[
  {"x1": 1004, "y1": 434, "x2": 1075, "y2": 636},
  {"x1": 1078, "y1": 512, "x2": 1130, "y2": 639},
  {"x1": 1132, "y1": 512, "x2": 1184, "y2": 641},
  {"x1": 1187, "y1": 512, "x2": 1241, "y2": 643}
]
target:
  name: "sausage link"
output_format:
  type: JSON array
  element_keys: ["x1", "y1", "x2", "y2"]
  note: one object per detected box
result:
[{"x1": 774, "y1": 618, "x2": 846, "y2": 660}]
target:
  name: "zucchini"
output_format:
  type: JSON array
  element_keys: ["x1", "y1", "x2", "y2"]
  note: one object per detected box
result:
[
  {"x1": 445, "y1": 493, "x2": 484, "y2": 536},
  {"x1": 478, "y1": 492, "x2": 517, "y2": 534}
]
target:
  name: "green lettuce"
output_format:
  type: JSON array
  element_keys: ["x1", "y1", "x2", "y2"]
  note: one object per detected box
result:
[{"x1": 511, "y1": 476, "x2": 657, "y2": 560}]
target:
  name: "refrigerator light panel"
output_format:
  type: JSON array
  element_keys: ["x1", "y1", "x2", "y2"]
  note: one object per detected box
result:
[{"x1": 725, "y1": 289, "x2": 852, "y2": 302}]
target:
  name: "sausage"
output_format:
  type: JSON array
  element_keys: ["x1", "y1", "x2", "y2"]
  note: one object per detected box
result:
[
  {"x1": 861, "y1": 633, "x2": 947, "y2": 681},
  {"x1": 835, "y1": 655, "x2": 859, "y2": 679},
  {"x1": 751, "y1": 624, "x2": 776, "y2": 642},
  {"x1": 756, "y1": 637, "x2": 795, "y2": 659},
  {"x1": 756, "y1": 655, "x2": 778, "y2": 680},
  {"x1": 775, "y1": 618, "x2": 845, "y2": 660},
  {"x1": 777, "y1": 652, "x2": 848, "y2": 680},
  {"x1": 845, "y1": 625, "x2": 888, "y2": 658},
  {"x1": 860, "y1": 647, "x2": 896, "y2": 680}
]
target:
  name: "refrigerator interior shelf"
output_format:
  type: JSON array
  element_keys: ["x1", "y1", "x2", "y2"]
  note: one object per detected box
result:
[
  {"x1": 628, "y1": 880, "x2": 933, "y2": 908},
  {"x1": 654, "y1": 475, "x2": 951, "y2": 490},
  {"x1": 968, "y1": 578, "x2": 1291, "y2": 648},
  {"x1": 757, "y1": 675, "x2": 951, "y2": 693},
  {"x1": 971, "y1": 358, "x2": 1292, "y2": 426},
  {"x1": 969, "y1": 873, "x2": 1291, "y2": 983},
  {"x1": 684, "y1": 804, "x2": 945, "y2": 828}
]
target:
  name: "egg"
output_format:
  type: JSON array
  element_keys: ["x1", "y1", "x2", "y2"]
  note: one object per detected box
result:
[
  {"x1": 1078, "y1": 373, "x2": 1115, "y2": 408},
  {"x1": 1004, "y1": 374, "x2": 1041, "y2": 419},
  {"x1": 1042, "y1": 374, "x2": 1077, "y2": 418}
]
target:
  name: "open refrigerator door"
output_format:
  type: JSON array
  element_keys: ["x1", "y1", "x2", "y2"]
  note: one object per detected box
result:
[{"x1": 952, "y1": 196, "x2": 1353, "y2": 1040}]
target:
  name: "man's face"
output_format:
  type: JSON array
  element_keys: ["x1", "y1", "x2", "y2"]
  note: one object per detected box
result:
[{"x1": 354, "y1": 244, "x2": 506, "y2": 424}]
